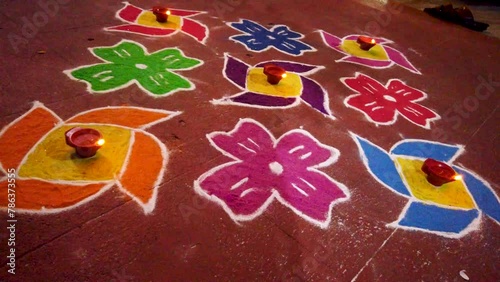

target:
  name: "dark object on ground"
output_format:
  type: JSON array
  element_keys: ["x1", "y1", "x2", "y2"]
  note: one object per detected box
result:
[{"x1": 424, "y1": 4, "x2": 489, "y2": 32}]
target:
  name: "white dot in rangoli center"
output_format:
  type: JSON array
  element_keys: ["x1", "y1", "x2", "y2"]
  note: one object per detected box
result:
[
  {"x1": 135, "y1": 63, "x2": 148, "y2": 69},
  {"x1": 269, "y1": 161, "x2": 284, "y2": 175},
  {"x1": 383, "y1": 95, "x2": 397, "y2": 102}
]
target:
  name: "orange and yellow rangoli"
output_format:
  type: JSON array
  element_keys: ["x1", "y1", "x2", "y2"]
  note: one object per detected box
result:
[{"x1": 0, "y1": 102, "x2": 180, "y2": 214}]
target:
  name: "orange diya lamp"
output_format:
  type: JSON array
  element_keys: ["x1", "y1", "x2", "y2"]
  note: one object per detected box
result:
[
  {"x1": 65, "y1": 127, "x2": 105, "y2": 158},
  {"x1": 421, "y1": 158, "x2": 462, "y2": 187},
  {"x1": 152, "y1": 6, "x2": 171, "y2": 23},
  {"x1": 357, "y1": 36, "x2": 376, "y2": 51},
  {"x1": 263, "y1": 64, "x2": 287, "y2": 85}
]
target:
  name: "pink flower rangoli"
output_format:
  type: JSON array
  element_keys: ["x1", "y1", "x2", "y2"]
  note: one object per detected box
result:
[{"x1": 194, "y1": 119, "x2": 350, "y2": 228}]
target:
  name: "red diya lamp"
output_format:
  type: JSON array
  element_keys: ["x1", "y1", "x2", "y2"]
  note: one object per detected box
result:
[
  {"x1": 421, "y1": 158, "x2": 462, "y2": 187},
  {"x1": 152, "y1": 6, "x2": 171, "y2": 23},
  {"x1": 65, "y1": 127, "x2": 105, "y2": 158},
  {"x1": 263, "y1": 64, "x2": 287, "y2": 85},
  {"x1": 357, "y1": 36, "x2": 377, "y2": 51}
]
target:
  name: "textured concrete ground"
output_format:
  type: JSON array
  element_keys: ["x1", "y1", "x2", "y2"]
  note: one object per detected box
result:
[{"x1": 0, "y1": 0, "x2": 498, "y2": 281}]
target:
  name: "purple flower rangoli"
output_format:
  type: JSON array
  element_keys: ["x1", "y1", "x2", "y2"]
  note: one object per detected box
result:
[
  {"x1": 194, "y1": 119, "x2": 350, "y2": 228},
  {"x1": 213, "y1": 54, "x2": 334, "y2": 119}
]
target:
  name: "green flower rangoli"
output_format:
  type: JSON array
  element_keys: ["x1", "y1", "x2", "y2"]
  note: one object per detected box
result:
[{"x1": 65, "y1": 39, "x2": 203, "y2": 96}]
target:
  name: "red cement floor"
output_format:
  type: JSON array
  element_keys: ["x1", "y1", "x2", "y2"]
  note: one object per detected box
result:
[{"x1": 0, "y1": 0, "x2": 499, "y2": 281}]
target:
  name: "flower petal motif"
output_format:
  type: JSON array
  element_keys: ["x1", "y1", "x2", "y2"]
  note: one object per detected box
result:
[
  {"x1": 351, "y1": 134, "x2": 411, "y2": 197},
  {"x1": 195, "y1": 119, "x2": 350, "y2": 228},
  {"x1": 116, "y1": 2, "x2": 143, "y2": 22},
  {"x1": 208, "y1": 120, "x2": 274, "y2": 161},
  {"x1": 342, "y1": 73, "x2": 440, "y2": 129},
  {"x1": 228, "y1": 19, "x2": 315, "y2": 56},
  {"x1": 454, "y1": 166, "x2": 500, "y2": 223},
  {"x1": 300, "y1": 76, "x2": 332, "y2": 117},
  {"x1": 197, "y1": 161, "x2": 275, "y2": 218},
  {"x1": 339, "y1": 56, "x2": 392, "y2": 68},
  {"x1": 105, "y1": 3, "x2": 209, "y2": 43},
  {"x1": 148, "y1": 49, "x2": 202, "y2": 70},
  {"x1": 384, "y1": 46, "x2": 421, "y2": 74},
  {"x1": 278, "y1": 170, "x2": 347, "y2": 223},
  {"x1": 353, "y1": 135, "x2": 500, "y2": 238},
  {"x1": 230, "y1": 19, "x2": 268, "y2": 35},
  {"x1": 0, "y1": 102, "x2": 61, "y2": 171},
  {"x1": 390, "y1": 140, "x2": 463, "y2": 162},
  {"x1": 136, "y1": 71, "x2": 193, "y2": 95},
  {"x1": 0, "y1": 102, "x2": 179, "y2": 214},
  {"x1": 224, "y1": 92, "x2": 298, "y2": 108},
  {"x1": 216, "y1": 54, "x2": 334, "y2": 119},
  {"x1": 69, "y1": 63, "x2": 137, "y2": 93},
  {"x1": 393, "y1": 201, "x2": 480, "y2": 236},
  {"x1": 107, "y1": 24, "x2": 177, "y2": 36},
  {"x1": 117, "y1": 131, "x2": 166, "y2": 214},
  {"x1": 65, "y1": 40, "x2": 202, "y2": 97},
  {"x1": 224, "y1": 55, "x2": 250, "y2": 89},
  {"x1": 66, "y1": 107, "x2": 180, "y2": 129},
  {"x1": 93, "y1": 41, "x2": 146, "y2": 63},
  {"x1": 320, "y1": 30, "x2": 420, "y2": 74},
  {"x1": 180, "y1": 18, "x2": 208, "y2": 43},
  {"x1": 276, "y1": 131, "x2": 337, "y2": 169},
  {"x1": 0, "y1": 179, "x2": 110, "y2": 211}
]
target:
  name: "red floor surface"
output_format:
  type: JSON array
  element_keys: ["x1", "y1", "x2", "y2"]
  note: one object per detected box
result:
[{"x1": 0, "y1": 0, "x2": 499, "y2": 281}]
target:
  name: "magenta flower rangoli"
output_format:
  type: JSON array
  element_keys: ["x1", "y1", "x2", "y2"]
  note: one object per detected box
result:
[
  {"x1": 320, "y1": 31, "x2": 420, "y2": 74},
  {"x1": 194, "y1": 119, "x2": 350, "y2": 228},
  {"x1": 341, "y1": 73, "x2": 440, "y2": 129}
]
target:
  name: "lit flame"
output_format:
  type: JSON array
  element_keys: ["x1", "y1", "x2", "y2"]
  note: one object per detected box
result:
[
  {"x1": 370, "y1": 39, "x2": 376, "y2": 44},
  {"x1": 453, "y1": 174, "x2": 462, "y2": 181},
  {"x1": 281, "y1": 73, "x2": 287, "y2": 79},
  {"x1": 97, "y1": 139, "x2": 105, "y2": 146},
  {"x1": 166, "y1": 10, "x2": 171, "y2": 15}
]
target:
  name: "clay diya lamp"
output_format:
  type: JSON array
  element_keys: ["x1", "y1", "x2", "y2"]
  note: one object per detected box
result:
[
  {"x1": 263, "y1": 64, "x2": 287, "y2": 85},
  {"x1": 357, "y1": 36, "x2": 377, "y2": 51},
  {"x1": 421, "y1": 158, "x2": 462, "y2": 186},
  {"x1": 65, "y1": 127, "x2": 105, "y2": 158},
  {"x1": 152, "y1": 6, "x2": 171, "y2": 23}
]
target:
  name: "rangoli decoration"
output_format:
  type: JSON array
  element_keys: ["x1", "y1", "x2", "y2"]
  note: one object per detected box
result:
[
  {"x1": 341, "y1": 73, "x2": 440, "y2": 129},
  {"x1": 320, "y1": 31, "x2": 421, "y2": 74},
  {"x1": 0, "y1": 102, "x2": 180, "y2": 214},
  {"x1": 105, "y1": 2, "x2": 209, "y2": 43},
  {"x1": 352, "y1": 134, "x2": 500, "y2": 238},
  {"x1": 64, "y1": 40, "x2": 203, "y2": 97},
  {"x1": 228, "y1": 19, "x2": 316, "y2": 56},
  {"x1": 194, "y1": 119, "x2": 350, "y2": 228},
  {"x1": 213, "y1": 54, "x2": 334, "y2": 119}
]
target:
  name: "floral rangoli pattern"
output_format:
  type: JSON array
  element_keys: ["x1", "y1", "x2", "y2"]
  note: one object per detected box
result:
[
  {"x1": 105, "y1": 2, "x2": 209, "y2": 43},
  {"x1": 0, "y1": 102, "x2": 180, "y2": 214},
  {"x1": 195, "y1": 119, "x2": 350, "y2": 228},
  {"x1": 65, "y1": 40, "x2": 203, "y2": 97},
  {"x1": 352, "y1": 134, "x2": 500, "y2": 238},
  {"x1": 320, "y1": 31, "x2": 420, "y2": 74},
  {"x1": 341, "y1": 73, "x2": 440, "y2": 129},
  {"x1": 213, "y1": 54, "x2": 334, "y2": 119}
]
